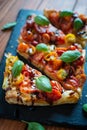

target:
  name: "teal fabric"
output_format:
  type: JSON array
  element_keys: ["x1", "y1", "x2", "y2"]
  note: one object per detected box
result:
[{"x1": 0, "y1": 9, "x2": 87, "y2": 127}]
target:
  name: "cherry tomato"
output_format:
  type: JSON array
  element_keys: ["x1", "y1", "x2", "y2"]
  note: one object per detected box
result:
[
  {"x1": 55, "y1": 30, "x2": 66, "y2": 44},
  {"x1": 63, "y1": 76, "x2": 79, "y2": 90},
  {"x1": 21, "y1": 27, "x2": 33, "y2": 42},
  {"x1": 34, "y1": 23, "x2": 47, "y2": 34},
  {"x1": 46, "y1": 88, "x2": 62, "y2": 101},
  {"x1": 17, "y1": 42, "x2": 29, "y2": 53},
  {"x1": 49, "y1": 12, "x2": 59, "y2": 27},
  {"x1": 51, "y1": 81, "x2": 63, "y2": 93},
  {"x1": 73, "y1": 56, "x2": 85, "y2": 66},
  {"x1": 22, "y1": 65, "x2": 30, "y2": 75},
  {"x1": 58, "y1": 17, "x2": 73, "y2": 34},
  {"x1": 56, "y1": 47, "x2": 67, "y2": 56},
  {"x1": 68, "y1": 45, "x2": 76, "y2": 50},
  {"x1": 46, "y1": 81, "x2": 63, "y2": 101}
]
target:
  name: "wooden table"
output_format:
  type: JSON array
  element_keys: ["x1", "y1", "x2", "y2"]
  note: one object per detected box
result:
[{"x1": 0, "y1": 0, "x2": 87, "y2": 129}]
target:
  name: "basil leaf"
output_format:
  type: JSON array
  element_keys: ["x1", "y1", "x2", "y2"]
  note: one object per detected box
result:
[
  {"x1": 22, "y1": 120, "x2": 45, "y2": 130},
  {"x1": 60, "y1": 10, "x2": 73, "y2": 17},
  {"x1": 12, "y1": 60, "x2": 24, "y2": 78},
  {"x1": 34, "y1": 15, "x2": 50, "y2": 26},
  {"x1": 82, "y1": 104, "x2": 87, "y2": 112},
  {"x1": 36, "y1": 43, "x2": 49, "y2": 52},
  {"x1": 35, "y1": 75, "x2": 52, "y2": 92},
  {"x1": 74, "y1": 18, "x2": 83, "y2": 30},
  {"x1": 1, "y1": 22, "x2": 17, "y2": 30},
  {"x1": 60, "y1": 50, "x2": 81, "y2": 63},
  {"x1": 28, "y1": 122, "x2": 45, "y2": 130}
]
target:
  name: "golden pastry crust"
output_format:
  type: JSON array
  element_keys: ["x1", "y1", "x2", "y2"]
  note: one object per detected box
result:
[{"x1": 2, "y1": 54, "x2": 83, "y2": 106}]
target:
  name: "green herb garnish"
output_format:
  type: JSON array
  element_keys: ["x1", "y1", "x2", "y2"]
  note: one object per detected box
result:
[
  {"x1": 34, "y1": 15, "x2": 50, "y2": 26},
  {"x1": 60, "y1": 10, "x2": 73, "y2": 17},
  {"x1": 74, "y1": 18, "x2": 83, "y2": 30},
  {"x1": 1, "y1": 22, "x2": 17, "y2": 30},
  {"x1": 35, "y1": 75, "x2": 52, "y2": 92},
  {"x1": 12, "y1": 60, "x2": 24, "y2": 78},
  {"x1": 36, "y1": 43, "x2": 49, "y2": 52},
  {"x1": 60, "y1": 50, "x2": 81, "y2": 63},
  {"x1": 82, "y1": 104, "x2": 87, "y2": 112},
  {"x1": 22, "y1": 121, "x2": 45, "y2": 130}
]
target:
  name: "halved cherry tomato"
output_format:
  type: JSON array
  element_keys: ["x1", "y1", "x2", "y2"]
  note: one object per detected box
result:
[
  {"x1": 55, "y1": 30, "x2": 66, "y2": 44},
  {"x1": 63, "y1": 76, "x2": 79, "y2": 90},
  {"x1": 57, "y1": 69, "x2": 67, "y2": 80},
  {"x1": 56, "y1": 47, "x2": 67, "y2": 56},
  {"x1": 46, "y1": 81, "x2": 63, "y2": 101},
  {"x1": 22, "y1": 65, "x2": 33, "y2": 78},
  {"x1": 73, "y1": 56, "x2": 85, "y2": 66},
  {"x1": 21, "y1": 27, "x2": 33, "y2": 42},
  {"x1": 49, "y1": 12, "x2": 60, "y2": 27},
  {"x1": 67, "y1": 45, "x2": 76, "y2": 50},
  {"x1": 12, "y1": 74, "x2": 24, "y2": 85},
  {"x1": 34, "y1": 23, "x2": 47, "y2": 34},
  {"x1": 46, "y1": 89, "x2": 62, "y2": 101},
  {"x1": 51, "y1": 81, "x2": 63, "y2": 93},
  {"x1": 65, "y1": 33, "x2": 76, "y2": 43},
  {"x1": 58, "y1": 17, "x2": 73, "y2": 34},
  {"x1": 17, "y1": 42, "x2": 29, "y2": 53}
]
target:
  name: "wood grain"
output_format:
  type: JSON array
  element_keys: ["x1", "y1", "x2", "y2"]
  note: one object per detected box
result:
[
  {"x1": 0, "y1": 119, "x2": 26, "y2": 130},
  {"x1": 73, "y1": 0, "x2": 87, "y2": 14},
  {"x1": 38, "y1": 0, "x2": 76, "y2": 10},
  {"x1": 0, "y1": 0, "x2": 87, "y2": 130}
]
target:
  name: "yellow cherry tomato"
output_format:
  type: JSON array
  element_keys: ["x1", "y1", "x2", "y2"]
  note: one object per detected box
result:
[
  {"x1": 57, "y1": 69, "x2": 67, "y2": 80},
  {"x1": 12, "y1": 73, "x2": 24, "y2": 85},
  {"x1": 65, "y1": 33, "x2": 76, "y2": 43}
]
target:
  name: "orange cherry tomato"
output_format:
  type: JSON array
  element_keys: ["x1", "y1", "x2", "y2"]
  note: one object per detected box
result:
[{"x1": 17, "y1": 42, "x2": 29, "y2": 53}]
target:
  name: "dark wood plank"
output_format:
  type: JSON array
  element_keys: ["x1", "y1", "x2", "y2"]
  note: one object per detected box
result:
[{"x1": 0, "y1": 119, "x2": 26, "y2": 130}]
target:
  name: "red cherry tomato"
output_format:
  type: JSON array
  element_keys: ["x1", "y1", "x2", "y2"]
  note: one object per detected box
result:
[
  {"x1": 68, "y1": 45, "x2": 76, "y2": 50},
  {"x1": 55, "y1": 30, "x2": 66, "y2": 44},
  {"x1": 46, "y1": 89, "x2": 62, "y2": 101},
  {"x1": 73, "y1": 56, "x2": 85, "y2": 66},
  {"x1": 46, "y1": 81, "x2": 63, "y2": 101},
  {"x1": 22, "y1": 65, "x2": 31, "y2": 78},
  {"x1": 21, "y1": 26, "x2": 33, "y2": 42}
]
